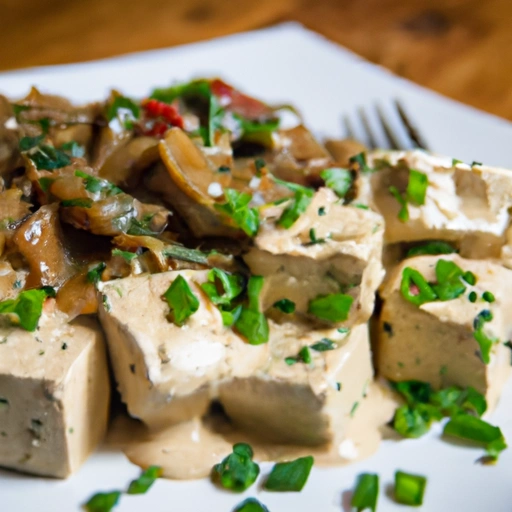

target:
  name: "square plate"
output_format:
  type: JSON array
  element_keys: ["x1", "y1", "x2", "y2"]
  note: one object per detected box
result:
[{"x1": 1, "y1": 23, "x2": 511, "y2": 512}]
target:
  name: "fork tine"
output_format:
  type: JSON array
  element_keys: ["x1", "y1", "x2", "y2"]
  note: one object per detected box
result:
[
  {"x1": 342, "y1": 114, "x2": 357, "y2": 140},
  {"x1": 376, "y1": 105, "x2": 401, "y2": 150},
  {"x1": 357, "y1": 107, "x2": 379, "y2": 150},
  {"x1": 394, "y1": 100, "x2": 429, "y2": 150}
]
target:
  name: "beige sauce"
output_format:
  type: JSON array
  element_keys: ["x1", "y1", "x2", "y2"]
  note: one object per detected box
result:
[{"x1": 108, "y1": 382, "x2": 397, "y2": 480}]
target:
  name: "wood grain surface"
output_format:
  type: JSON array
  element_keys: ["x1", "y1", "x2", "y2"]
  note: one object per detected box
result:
[{"x1": 1, "y1": 0, "x2": 511, "y2": 120}]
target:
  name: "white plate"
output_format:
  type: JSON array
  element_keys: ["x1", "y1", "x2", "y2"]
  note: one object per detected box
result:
[{"x1": 1, "y1": 23, "x2": 512, "y2": 512}]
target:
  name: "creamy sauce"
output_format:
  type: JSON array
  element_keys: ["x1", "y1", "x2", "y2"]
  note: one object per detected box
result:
[{"x1": 108, "y1": 382, "x2": 397, "y2": 480}]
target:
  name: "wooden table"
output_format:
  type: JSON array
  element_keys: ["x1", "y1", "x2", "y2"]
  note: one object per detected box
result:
[{"x1": 2, "y1": 0, "x2": 512, "y2": 120}]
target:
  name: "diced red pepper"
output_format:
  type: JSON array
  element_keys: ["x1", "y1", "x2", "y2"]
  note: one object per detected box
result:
[
  {"x1": 141, "y1": 99, "x2": 184, "y2": 129},
  {"x1": 210, "y1": 79, "x2": 274, "y2": 120}
]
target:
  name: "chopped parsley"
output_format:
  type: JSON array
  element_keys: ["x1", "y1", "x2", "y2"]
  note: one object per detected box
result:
[
  {"x1": 234, "y1": 276, "x2": 269, "y2": 345},
  {"x1": 29, "y1": 145, "x2": 71, "y2": 170},
  {"x1": 351, "y1": 473, "x2": 379, "y2": 512},
  {"x1": 75, "y1": 170, "x2": 122, "y2": 196},
  {"x1": 61, "y1": 140, "x2": 85, "y2": 158},
  {"x1": 394, "y1": 471, "x2": 427, "y2": 506},
  {"x1": 201, "y1": 268, "x2": 244, "y2": 307},
  {"x1": 406, "y1": 241, "x2": 457, "y2": 258},
  {"x1": 320, "y1": 167, "x2": 352, "y2": 198},
  {"x1": 306, "y1": 228, "x2": 329, "y2": 246},
  {"x1": 0, "y1": 288, "x2": 51, "y2": 332},
  {"x1": 443, "y1": 415, "x2": 507, "y2": 461},
  {"x1": 308, "y1": 293, "x2": 353, "y2": 323},
  {"x1": 264, "y1": 456, "x2": 314, "y2": 492},
  {"x1": 214, "y1": 189, "x2": 259, "y2": 236},
  {"x1": 163, "y1": 275, "x2": 200, "y2": 326},
  {"x1": 349, "y1": 152, "x2": 372, "y2": 173},
  {"x1": 19, "y1": 133, "x2": 45, "y2": 151},
  {"x1": 273, "y1": 298, "x2": 295, "y2": 314},
  {"x1": 278, "y1": 188, "x2": 314, "y2": 229},
  {"x1": 211, "y1": 443, "x2": 260, "y2": 492},
  {"x1": 126, "y1": 215, "x2": 158, "y2": 236},
  {"x1": 86, "y1": 262, "x2": 106, "y2": 285},
  {"x1": 127, "y1": 465, "x2": 162, "y2": 495}
]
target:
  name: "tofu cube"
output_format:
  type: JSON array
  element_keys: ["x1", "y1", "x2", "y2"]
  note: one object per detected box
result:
[
  {"x1": 244, "y1": 188, "x2": 384, "y2": 327},
  {"x1": 219, "y1": 322, "x2": 373, "y2": 445},
  {"x1": 98, "y1": 271, "x2": 268, "y2": 430},
  {"x1": 377, "y1": 254, "x2": 512, "y2": 409},
  {"x1": 0, "y1": 309, "x2": 110, "y2": 478}
]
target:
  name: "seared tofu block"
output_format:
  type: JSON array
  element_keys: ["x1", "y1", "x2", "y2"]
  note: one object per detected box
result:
[
  {"x1": 367, "y1": 150, "x2": 512, "y2": 261},
  {"x1": 377, "y1": 254, "x2": 512, "y2": 409},
  {"x1": 98, "y1": 271, "x2": 268, "y2": 430},
  {"x1": 244, "y1": 188, "x2": 384, "y2": 327},
  {"x1": 219, "y1": 322, "x2": 373, "y2": 445},
  {"x1": 0, "y1": 307, "x2": 110, "y2": 478}
]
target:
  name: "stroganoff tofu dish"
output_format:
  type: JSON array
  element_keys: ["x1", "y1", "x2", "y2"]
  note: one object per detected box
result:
[{"x1": 0, "y1": 78, "x2": 510, "y2": 508}]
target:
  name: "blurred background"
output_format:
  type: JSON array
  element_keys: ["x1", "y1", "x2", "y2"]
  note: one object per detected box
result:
[{"x1": 2, "y1": 0, "x2": 511, "y2": 119}]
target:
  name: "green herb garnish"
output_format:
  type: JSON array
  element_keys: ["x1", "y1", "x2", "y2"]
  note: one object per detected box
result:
[
  {"x1": 406, "y1": 241, "x2": 457, "y2": 258},
  {"x1": 215, "y1": 189, "x2": 259, "y2": 237},
  {"x1": 264, "y1": 456, "x2": 314, "y2": 492},
  {"x1": 234, "y1": 276, "x2": 269, "y2": 345},
  {"x1": 473, "y1": 309, "x2": 497, "y2": 364},
  {"x1": 277, "y1": 188, "x2": 314, "y2": 229},
  {"x1": 112, "y1": 249, "x2": 137, "y2": 262},
  {"x1": 308, "y1": 293, "x2": 353, "y2": 323},
  {"x1": 61, "y1": 140, "x2": 86, "y2": 158},
  {"x1": 351, "y1": 473, "x2": 379, "y2": 512},
  {"x1": 75, "y1": 170, "x2": 122, "y2": 196},
  {"x1": 482, "y1": 291, "x2": 495, "y2": 303},
  {"x1": 87, "y1": 262, "x2": 106, "y2": 285},
  {"x1": 83, "y1": 491, "x2": 121, "y2": 512},
  {"x1": 233, "y1": 498, "x2": 269, "y2": 512},
  {"x1": 107, "y1": 96, "x2": 140, "y2": 125},
  {"x1": 212, "y1": 443, "x2": 260, "y2": 492},
  {"x1": 29, "y1": 145, "x2": 71, "y2": 170},
  {"x1": 273, "y1": 298, "x2": 295, "y2": 314},
  {"x1": 443, "y1": 415, "x2": 507, "y2": 461},
  {"x1": 431, "y1": 259, "x2": 467, "y2": 300},
  {"x1": 127, "y1": 466, "x2": 162, "y2": 495},
  {"x1": 19, "y1": 134, "x2": 45, "y2": 151},
  {"x1": 469, "y1": 291, "x2": 477, "y2": 303},
  {"x1": 320, "y1": 168, "x2": 352, "y2": 198},
  {"x1": 0, "y1": 289, "x2": 50, "y2": 332},
  {"x1": 349, "y1": 152, "x2": 372, "y2": 173},
  {"x1": 201, "y1": 268, "x2": 244, "y2": 307},
  {"x1": 400, "y1": 267, "x2": 437, "y2": 306},
  {"x1": 163, "y1": 275, "x2": 200, "y2": 326},
  {"x1": 310, "y1": 338, "x2": 336, "y2": 352},
  {"x1": 389, "y1": 169, "x2": 428, "y2": 222},
  {"x1": 394, "y1": 470, "x2": 427, "y2": 506},
  {"x1": 389, "y1": 185, "x2": 409, "y2": 222}
]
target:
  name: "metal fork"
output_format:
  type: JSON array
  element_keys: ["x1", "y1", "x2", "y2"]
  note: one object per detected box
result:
[{"x1": 343, "y1": 99, "x2": 429, "y2": 151}]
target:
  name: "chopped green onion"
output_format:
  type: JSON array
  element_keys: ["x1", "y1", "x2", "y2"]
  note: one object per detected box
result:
[
  {"x1": 468, "y1": 291, "x2": 477, "y2": 303},
  {"x1": 349, "y1": 152, "x2": 372, "y2": 173},
  {"x1": 443, "y1": 415, "x2": 507, "y2": 460},
  {"x1": 308, "y1": 293, "x2": 353, "y2": 323},
  {"x1": 233, "y1": 498, "x2": 269, "y2": 512},
  {"x1": 432, "y1": 259, "x2": 466, "y2": 301},
  {"x1": 211, "y1": 443, "x2": 260, "y2": 492},
  {"x1": 482, "y1": 291, "x2": 495, "y2": 303},
  {"x1": 318, "y1": 206, "x2": 326, "y2": 216},
  {"x1": 400, "y1": 267, "x2": 437, "y2": 306},
  {"x1": 234, "y1": 276, "x2": 269, "y2": 345},
  {"x1": 264, "y1": 456, "x2": 314, "y2": 492},
  {"x1": 394, "y1": 470, "x2": 427, "y2": 506},
  {"x1": 351, "y1": 473, "x2": 379, "y2": 512},
  {"x1": 463, "y1": 271, "x2": 477, "y2": 286},
  {"x1": 127, "y1": 466, "x2": 162, "y2": 495},
  {"x1": 277, "y1": 188, "x2": 314, "y2": 229},
  {"x1": 83, "y1": 491, "x2": 121, "y2": 512},
  {"x1": 163, "y1": 275, "x2": 200, "y2": 326},
  {"x1": 407, "y1": 169, "x2": 428, "y2": 206}
]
